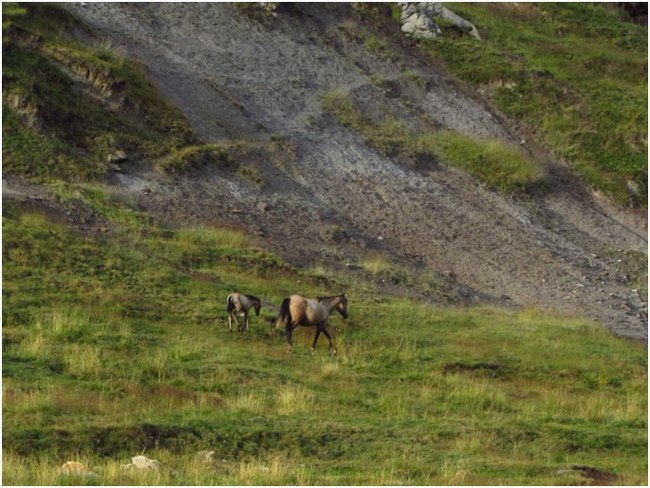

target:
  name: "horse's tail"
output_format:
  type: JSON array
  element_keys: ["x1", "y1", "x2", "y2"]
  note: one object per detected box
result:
[
  {"x1": 226, "y1": 294, "x2": 235, "y2": 313},
  {"x1": 275, "y1": 297, "x2": 291, "y2": 329}
]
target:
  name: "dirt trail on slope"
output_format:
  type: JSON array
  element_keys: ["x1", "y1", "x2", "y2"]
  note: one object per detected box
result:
[{"x1": 60, "y1": 3, "x2": 646, "y2": 340}]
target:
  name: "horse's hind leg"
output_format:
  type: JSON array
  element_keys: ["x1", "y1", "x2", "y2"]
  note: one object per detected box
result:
[
  {"x1": 243, "y1": 312, "x2": 250, "y2": 332},
  {"x1": 286, "y1": 323, "x2": 298, "y2": 352},
  {"x1": 228, "y1": 313, "x2": 233, "y2": 332}
]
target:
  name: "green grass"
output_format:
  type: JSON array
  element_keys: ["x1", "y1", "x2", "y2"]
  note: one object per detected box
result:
[
  {"x1": 3, "y1": 186, "x2": 647, "y2": 485},
  {"x1": 156, "y1": 144, "x2": 234, "y2": 173},
  {"x1": 322, "y1": 90, "x2": 545, "y2": 195},
  {"x1": 417, "y1": 130, "x2": 545, "y2": 193},
  {"x1": 418, "y1": 2, "x2": 647, "y2": 206}
]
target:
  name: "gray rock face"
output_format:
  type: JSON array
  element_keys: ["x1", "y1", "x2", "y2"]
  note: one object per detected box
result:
[{"x1": 399, "y1": 2, "x2": 480, "y2": 40}]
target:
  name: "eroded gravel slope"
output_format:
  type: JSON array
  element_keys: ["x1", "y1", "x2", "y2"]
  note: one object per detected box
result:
[{"x1": 58, "y1": 3, "x2": 647, "y2": 339}]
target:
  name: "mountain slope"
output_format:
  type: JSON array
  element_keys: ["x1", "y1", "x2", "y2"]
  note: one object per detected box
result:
[{"x1": 53, "y1": 2, "x2": 647, "y2": 339}]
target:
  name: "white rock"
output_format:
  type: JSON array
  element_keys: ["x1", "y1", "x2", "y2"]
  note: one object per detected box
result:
[{"x1": 130, "y1": 455, "x2": 161, "y2": 470}]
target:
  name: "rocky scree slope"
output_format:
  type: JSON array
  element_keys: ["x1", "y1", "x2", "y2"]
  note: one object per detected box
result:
[{"x1": 45, "y1": 3, "x2": 647, "y2": 339}]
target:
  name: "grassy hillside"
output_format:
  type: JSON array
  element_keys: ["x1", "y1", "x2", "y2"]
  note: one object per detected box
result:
[
  {"x1": 2, "y1": 3, "x2": 647, "y2": 485},
  {"x1": 3, "y1": 185, "x2": 647, "y2": 485},
  {"x1": 419, "y1": 3, "x2": 647, "y2": 207}
]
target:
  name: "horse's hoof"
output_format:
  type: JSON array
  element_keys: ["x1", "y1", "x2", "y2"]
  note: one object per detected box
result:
[{"x1": 331, "y1": 349, "x2": 337, "y2": 356}]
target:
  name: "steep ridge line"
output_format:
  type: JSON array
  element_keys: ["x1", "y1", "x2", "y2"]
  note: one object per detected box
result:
[{"x1": 62, "y1": 3, "x2": 646, "y2": 340}]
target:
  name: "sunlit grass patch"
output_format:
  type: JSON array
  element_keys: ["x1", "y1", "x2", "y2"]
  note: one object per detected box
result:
[
  {"x1": 360, "y1": 255, "x2": 393, "y2": 274},
  {"x1": 453, "y1": 430, "x2": 498, "y2": 455},
  {"x1": 319, "y1": 358, "x2": 341, "y2": 379},
  {"x1": 438, "y1": 456, "x2": 470, "y2": 485},
  {"x1": 276, "y1": 384, "x2": 314, "y2": 415},
  {"x1": 227, "y1": 389, "x2": 267, "y2": 414},
  {"x1": 63, "y1": 344, "x2": 102, "y2": 378},
  {"x1": 175, "y1": 225, "x2": 249, "y2": 250},
  {"x1": 235, "y1": 455, "x2": 291, "y2": 485},
  {"x1": 416, "y1": 130, "x2": 545, "y2": 193}
]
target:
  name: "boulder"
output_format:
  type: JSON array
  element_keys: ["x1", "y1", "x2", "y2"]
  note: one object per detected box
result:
[
  {"x1": 399, "y1": 3, "x2": 480, "y2": 40},
  {"x1": 258, "y1": 3, "x2": 278, "y2": 11},
  {"x1": 129, "y1": 455, "x2": 161, "y2": 470}
]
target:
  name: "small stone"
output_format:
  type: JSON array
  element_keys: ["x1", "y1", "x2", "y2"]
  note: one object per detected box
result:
[
  {"x1": 107, "y1": 149, "x2": 128, "y2": 164},
  {"x1": 130, "y1": 455, "x2": 161, "y2": 470}
]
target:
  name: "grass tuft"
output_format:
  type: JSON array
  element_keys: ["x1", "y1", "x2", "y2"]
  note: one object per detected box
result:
[{"x1": 322, "y1": 90, "x2": 545, "y2": 195}]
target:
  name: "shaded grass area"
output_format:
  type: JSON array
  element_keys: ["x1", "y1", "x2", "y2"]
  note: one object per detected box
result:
[
  {"x1": 3, "y1": 186, "x2": 647, "y2": 485},
  {"x1": 419, "y1": 2, "x2": 647, "y2": 206},
  {"x1": 2, "y1": 4, "x2": 294, "y2": 185},
  {"x1": 2, "y1": 3, "x2": 196, "y2": 181},
  {"x1": 321, "y1": 90, "x2": 545, "y2": 195}
]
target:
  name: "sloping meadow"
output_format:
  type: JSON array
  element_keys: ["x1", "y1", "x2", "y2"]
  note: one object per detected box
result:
[{"x1": 3, "y1": 184, "x2": 647, "y2": 485}]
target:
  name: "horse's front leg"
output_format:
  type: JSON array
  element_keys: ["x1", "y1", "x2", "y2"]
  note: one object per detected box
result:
[
  {"x1": 322, "y1": 325, "x2": 336, "y2": 355},
  {"x1": 311, "y1": 328, "x2": 322, "y2": 354}
]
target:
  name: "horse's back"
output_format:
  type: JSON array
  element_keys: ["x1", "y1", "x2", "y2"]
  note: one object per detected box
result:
[
  {"x1": 227, "y1": 292, "x2": 247, "y2": 312},
  {"x1": 288, "y1": 295, "x2": 327, "y2": 325}
]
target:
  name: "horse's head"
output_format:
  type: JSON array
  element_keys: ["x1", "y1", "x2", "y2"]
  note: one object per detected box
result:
[
  {"x1": 246, "y1": 295, "x2": 262, "y2": 316},
  {"x1": 336, "y1": 293, "x2": 349, "y2": 319}
]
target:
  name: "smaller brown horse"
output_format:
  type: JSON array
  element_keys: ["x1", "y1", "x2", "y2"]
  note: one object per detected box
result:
[
  {"x1": 226, "y1": 293, "x2": 262, "y2": 332},
  {"x1": 276, "y1": 293, "x2": 348, "y2": 353}
]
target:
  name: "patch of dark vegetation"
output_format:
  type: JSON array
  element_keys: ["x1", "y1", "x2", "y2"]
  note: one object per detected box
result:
[
  {"x1": 570, "y1": 464, "x2": 619, "y2": 485},
  {"x1": 442, "y1": 360, "x2": 512, "y2": 379},
  {"x1": 2, "y1": 3, "x2": 197, "y2": 182}
]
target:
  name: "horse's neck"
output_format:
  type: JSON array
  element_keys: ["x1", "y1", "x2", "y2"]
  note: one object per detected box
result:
[{"x1": 319, "y1": 297, "x2": 340, "y2": 313}]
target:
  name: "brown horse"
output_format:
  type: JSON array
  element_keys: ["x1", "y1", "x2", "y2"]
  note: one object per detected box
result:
[
  {"x1": 226, "y1": 293, "x2": 262, "y2": 332},
  {"x1": 275, "y1": 294, "x2": 348, "y2": 353}
]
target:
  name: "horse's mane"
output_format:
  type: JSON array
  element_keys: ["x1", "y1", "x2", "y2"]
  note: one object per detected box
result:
[
  {"x1": 316, "y1": 294, "x2": 343, "y2": 302},
  {"x1": 245, "y1": 294, "x2": 261, "y2": 302}
]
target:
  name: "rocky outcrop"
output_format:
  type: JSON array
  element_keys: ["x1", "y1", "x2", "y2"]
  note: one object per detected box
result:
[
  {"x1": 399, "y1": 3, "x2": 481, "y2": 40},
  {"x1": 4, "y1": 92, "x2": 41, "y2": 129},
  {"x1": 258, "y1": 3, "x2": 278, "y2": 11}
]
